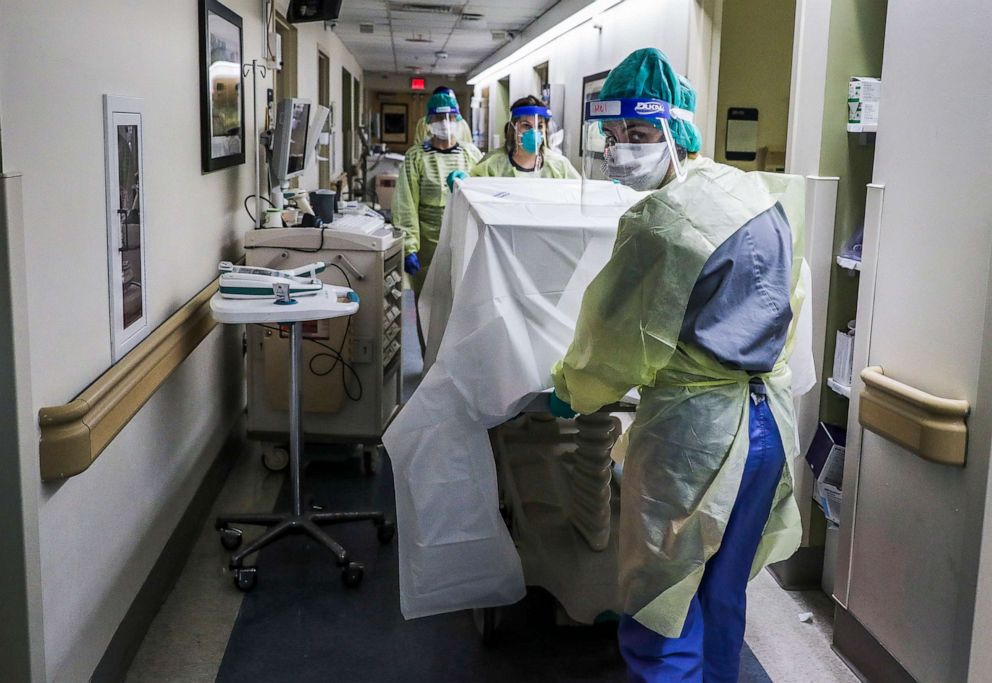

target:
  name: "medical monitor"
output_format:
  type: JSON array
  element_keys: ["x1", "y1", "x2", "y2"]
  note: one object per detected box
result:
[
  {"x1": 303, "y1": 104, "x2": 330, "y2": 172},
  {"x1": 270, "y1": 98, "x2": 311, "y2": 184}
]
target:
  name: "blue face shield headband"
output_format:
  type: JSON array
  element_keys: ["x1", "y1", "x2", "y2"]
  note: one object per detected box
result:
[
  {"x1": 585, "y1": 98, "x2": 694, "y2": 181},
  {"x1": 427, "y1": 104, "x2": 462, "y2": 120},
  {"x1": 511, "y1": 105, "x2": 553, "y2": 119}
]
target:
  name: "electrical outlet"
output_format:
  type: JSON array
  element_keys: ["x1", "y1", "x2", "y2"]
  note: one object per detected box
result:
[{"x1": 351, "y1": 337, "x2": 373, "y2": 364}]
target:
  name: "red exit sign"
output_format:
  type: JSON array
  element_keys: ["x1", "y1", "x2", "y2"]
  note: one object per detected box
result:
[{"x1": 410, "y1": 77, "x2": 425, "y2": 90}]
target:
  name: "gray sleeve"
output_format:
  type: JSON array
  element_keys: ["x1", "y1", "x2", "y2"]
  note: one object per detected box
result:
[{"x1": 678, "y1": 203, "x2": 793, "y2": 373}]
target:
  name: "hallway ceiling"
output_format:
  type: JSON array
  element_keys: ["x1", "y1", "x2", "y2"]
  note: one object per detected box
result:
[{"x1": 334, "y1": 1, "x2": 558, "y2": 76}]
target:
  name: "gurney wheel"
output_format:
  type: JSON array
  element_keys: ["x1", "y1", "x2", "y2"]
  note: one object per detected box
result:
[
  {"x1": 362, "y1": 446, "x2": 379, "y2": 477},
  {"x1": 473, "y1": 607, "x2": 501, "y2": 645},
  {"x1": 375, "y1": 520, "x2": 396, "y2": 544}
]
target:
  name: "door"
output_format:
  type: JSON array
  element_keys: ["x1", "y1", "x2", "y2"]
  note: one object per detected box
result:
[
  {"x1": 275, "y1": 16, "x2": 297, "y2": 101},
  {"x1": 0, "y1": 173, "x2": 46, "y2": 682},
  {"x1": 342, "y1": 67, "x2": 352, "y2": 175},
  {"x1": 318, "y1": 51, "x2": 330, "y2": 188},
  {"x1": 839, "y1": 2, "x2": 992, "y2": 681}
]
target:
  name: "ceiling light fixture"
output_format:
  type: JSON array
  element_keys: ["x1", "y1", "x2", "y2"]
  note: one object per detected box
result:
[{"x1": 468, "y1": 0, "x2": 625, "y2": 85}]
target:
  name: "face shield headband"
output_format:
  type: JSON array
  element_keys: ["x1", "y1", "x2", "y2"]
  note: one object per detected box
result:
[
  {"x1": 427, "y1": 104, "x2": 462, "y2": 120},
  {"x1": 511, "y1": 105, "x2": 553, "y2": 120}
]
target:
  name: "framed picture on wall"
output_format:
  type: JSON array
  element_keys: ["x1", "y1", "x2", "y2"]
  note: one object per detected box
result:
[
  {"x1": 579, "y1": 70, "x2": 611, "y2": 160},
  {"x1": 198, "y1": 0, "x2": 245, "y2": 172},
  {"x1": 381, "y1": 103, "x2": 408, "y2": 145},
  {"x1": 103, "y1": 95, "x2": 150, "y2": 362}
]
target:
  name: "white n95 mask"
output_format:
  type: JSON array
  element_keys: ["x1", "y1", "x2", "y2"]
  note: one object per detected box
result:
[
  {"x1": 603, "y1": 142, "x2": 672, "y2": 191},
  {"x1": 429, "y1": 121, "x2": 453, "y2": 141}
]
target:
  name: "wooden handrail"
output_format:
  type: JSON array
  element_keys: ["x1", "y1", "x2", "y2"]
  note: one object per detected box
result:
[
  {"x1": 859, "y1": 366, "x2": 970, "y2": 466},
  {"x1": 38, "y1": 278, "x2": 220, "y2": 480}
]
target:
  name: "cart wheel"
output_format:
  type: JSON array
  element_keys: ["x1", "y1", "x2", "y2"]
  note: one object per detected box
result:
[
  {"x1": 219, "y1": 526, "x2": 243, "y2": 551},
  {"x1": 233, "y1": 566, "x2": 257, "y2": 592},
  {"x1": 473, "y1": 607, "x2": 501, "y2": 645},
  {"x1": 342, "y1": 562, "x2": 365, "y2": 588},
  {"x1": 262, "y1": 445, "x2": 290, "y2": 472}
]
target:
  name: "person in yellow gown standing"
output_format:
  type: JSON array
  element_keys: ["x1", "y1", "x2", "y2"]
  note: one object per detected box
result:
[
  {"x1": 412, "y1": 86, "x2": 474, "y2": 147},
  {"x1": 550, "y1": 48, "x2": 805, "y2": 683},
  {"x1": 467, "y1": 95, "x2": 579, "y2": 180},
  {"x1": 393, "y1": 91, "x2": 481, "y2": 350}
]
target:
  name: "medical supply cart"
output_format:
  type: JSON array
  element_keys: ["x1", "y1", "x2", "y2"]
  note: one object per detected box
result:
[{"x1": 243, "y1": 216, "x2": 403, "y2": 468}]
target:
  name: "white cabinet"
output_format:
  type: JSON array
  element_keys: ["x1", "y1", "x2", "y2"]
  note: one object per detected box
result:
[{"x1": 834, "y1": 2, "x2": 992, "y2": 679}]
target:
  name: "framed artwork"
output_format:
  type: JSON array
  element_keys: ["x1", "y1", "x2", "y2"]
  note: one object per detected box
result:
[
  {"x1": 579, "y1": 70, "x2": 611, "y2": 160},
  {"x1": 199, "y1": 0, "x2": 245, "y2": 172},
  {"x1": 104, "y1": 95, "x2": 150, "y2": 362},
  {"x1": 380, "y1": 103, "x2": 408, "y2": 145}
]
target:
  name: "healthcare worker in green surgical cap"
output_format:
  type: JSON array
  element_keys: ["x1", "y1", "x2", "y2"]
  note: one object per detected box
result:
[
  {"x1": 394, "y1": 91, "x2": 482, "y2": 350},
  {"x1": 467, "y1": 95, "x2": 579, "y2": 180},
  {"x1": 550, "y1": 48, "x2": 805, "y2": 683},
  {"x1": 413, "y1": 86, "x2": 474, "y2": 146}
]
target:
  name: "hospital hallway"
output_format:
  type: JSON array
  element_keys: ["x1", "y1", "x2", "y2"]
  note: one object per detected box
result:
[
  {"x1": 5, "y1": 1, "x2": 992, "y2": 682},
  {"x1": 118, "y1": 293, "x2": 857, "y2": 683}
]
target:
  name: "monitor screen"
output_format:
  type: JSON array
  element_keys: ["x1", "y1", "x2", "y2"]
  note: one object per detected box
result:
[{"x1": 287, "y1": 102, "x2": 310, "y2": 175}]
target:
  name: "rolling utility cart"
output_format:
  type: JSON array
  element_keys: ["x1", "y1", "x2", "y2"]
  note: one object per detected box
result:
[{"x1": 210, "y1": 286, "x2": 395, "y2": 591}]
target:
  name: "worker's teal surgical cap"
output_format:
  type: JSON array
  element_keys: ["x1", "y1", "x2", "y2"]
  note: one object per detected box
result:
[
  {"x1": 427, "y1": 92, "x2": 462, "y2": 119},
  {"x1": 600, "y1": 48, "x2": 702, "y2": 153}
]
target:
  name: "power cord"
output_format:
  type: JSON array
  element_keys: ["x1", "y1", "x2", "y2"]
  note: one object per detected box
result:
[
  {"x1": 253, "y1": 263, "x2": 361, "y2": 400},
  {"x1": 257, "y1": 321, "x2": 363, "y2": 402},
  {"x1": 243, "y1": 225, "x2": 330, "y2": 252},
  {"x1": 243, "y1": 194, "x2": 275, "y2": 224}
]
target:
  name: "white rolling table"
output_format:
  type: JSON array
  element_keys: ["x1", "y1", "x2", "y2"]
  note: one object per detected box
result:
[{"x1": 211, "y1": 286, "x2": 395, "y2": 591}]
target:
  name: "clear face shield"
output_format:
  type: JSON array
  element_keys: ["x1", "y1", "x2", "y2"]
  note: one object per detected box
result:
[
  {"x1": 581, "y1": 98, "x2": 689, "y2": 203},
  {"x1": 507, "y1": 105, "x2": 557, "y2": 172},
  {"x1": 426, "y1": 108, "x2": 459, "y2": 143}
]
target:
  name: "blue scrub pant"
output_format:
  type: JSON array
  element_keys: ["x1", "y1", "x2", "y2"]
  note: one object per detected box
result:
[{"x1": 618, "y1": 388, "x2": 786, "y2": 683}]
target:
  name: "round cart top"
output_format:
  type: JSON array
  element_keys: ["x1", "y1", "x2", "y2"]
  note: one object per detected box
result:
[{"x1": 210, "y1": 286, "x2": 359, "y2": 324}]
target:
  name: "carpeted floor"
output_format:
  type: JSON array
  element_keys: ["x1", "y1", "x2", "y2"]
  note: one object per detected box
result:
[{"x1": 214, "y1": 453, "x2": 771, "y2": 683}]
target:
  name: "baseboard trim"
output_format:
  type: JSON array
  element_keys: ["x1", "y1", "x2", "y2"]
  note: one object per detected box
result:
[
  {"x1": 833, "y1": 604, "x2": 917, "y2": 683},
  {"x1": 90, "y1": 420, "x2": 244, "y2": 683},
  {"x1": 767, "y1": 544, "x2": 825, "y2": 590}
]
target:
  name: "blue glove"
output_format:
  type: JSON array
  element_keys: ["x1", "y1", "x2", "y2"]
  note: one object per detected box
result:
[
  {"x1": 447, "y1": 169, "x2": 469, "y2": 192},
  {"x1": 404, "y1": 253, "x2": 421, "y2": 275},
  {"x1": 548, "y1": 391, "x2": 577, "y2": 418}
]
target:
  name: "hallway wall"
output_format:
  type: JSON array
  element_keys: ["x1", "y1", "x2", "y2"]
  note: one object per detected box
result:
[{"x1": 0, "y1": 2, "x2": 361, "y2": 680}]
